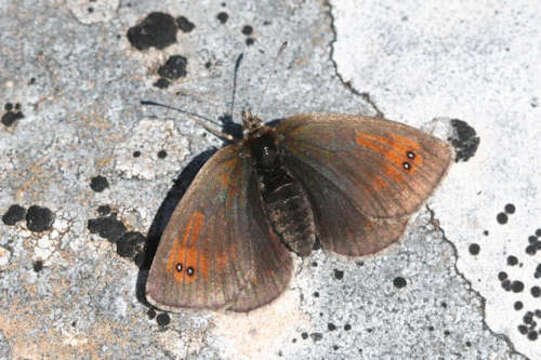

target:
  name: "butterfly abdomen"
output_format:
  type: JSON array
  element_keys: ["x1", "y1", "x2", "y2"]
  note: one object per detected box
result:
[{"x1": 248, "y1": 130, "x2": 316, "y2": 257}]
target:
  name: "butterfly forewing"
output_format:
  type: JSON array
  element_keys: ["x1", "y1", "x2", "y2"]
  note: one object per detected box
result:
[
  {"x1": 146, "y1": 144, "x2": 293, "y2": 312},
  {"x1": 277, "y1": 113, "x2": 451, "y2": 256},
  {"x1": 278, "y1": 114, "x2": 452, "y2": 219}
]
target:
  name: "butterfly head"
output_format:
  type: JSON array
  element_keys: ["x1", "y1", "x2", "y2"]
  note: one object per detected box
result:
[{"x1": 241, "y1": 109, "x2": 263, "y2": 134}]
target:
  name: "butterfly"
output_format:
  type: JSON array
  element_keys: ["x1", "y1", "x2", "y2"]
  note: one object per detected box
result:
[{"x1": 145, "y1": 109, "x2": 452, "y2": 312}]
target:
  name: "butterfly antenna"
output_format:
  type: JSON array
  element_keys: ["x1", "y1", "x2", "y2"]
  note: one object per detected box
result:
[
  {"x1": 229, "y1": 53, "x2": 244, "y2": 117},
  {"x1": 255, "y1": 41, "x2": 288, "y2": 114},
  {"x1": 140, "y1": 100, "x2": 235, "y2": 142}
]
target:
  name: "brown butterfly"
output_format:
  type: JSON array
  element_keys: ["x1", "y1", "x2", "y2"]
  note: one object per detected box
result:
[{"x1": 145, "y1": 108, "x2": 452, "y2": 312}]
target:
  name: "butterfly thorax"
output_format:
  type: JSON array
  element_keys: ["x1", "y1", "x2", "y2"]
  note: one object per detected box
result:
[{"x1": 246, "y1": 126, "x2": 316, "y2": 257}]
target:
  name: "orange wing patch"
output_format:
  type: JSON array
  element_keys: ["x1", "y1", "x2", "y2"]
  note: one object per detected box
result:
[
  {"x1": 166, "y1": 211, "x2": 208, "y2": 284},
  {"x1": 355, "y1": 131, "x2": 424, "y2": 190}
]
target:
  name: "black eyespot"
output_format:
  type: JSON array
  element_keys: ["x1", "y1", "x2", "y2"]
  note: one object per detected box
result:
[
  {"x1": 186, "y1": 266, "x2": 194, "y2": 276},
  {"x1": 403, "y1": 162, "x2": 411, "y2": 170},
  {"x1": 406, "y1": 151, "x2": 415, "y2": 159},
  {"x1": 175, "y1": 263, "x2": 183, "y2": 272}
]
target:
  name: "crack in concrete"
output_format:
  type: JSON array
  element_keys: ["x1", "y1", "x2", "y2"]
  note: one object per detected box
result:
[
  {"x1": 426, "y1": 204, "x2": 529, "y2": 360},
  {"x1": 323, "y1": 0, "x2": 384, "y2": 118}
]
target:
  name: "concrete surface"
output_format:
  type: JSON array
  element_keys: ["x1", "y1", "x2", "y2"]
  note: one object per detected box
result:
[{"x1": 0, "y1": 0, "x2": 537, "y2": 359}]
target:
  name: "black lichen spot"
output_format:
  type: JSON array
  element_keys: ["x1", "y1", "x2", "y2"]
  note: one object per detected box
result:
[
  {"x1": 344, "y1": 324, "x2": 351, "y2": 331},
  {"x1": 448, "y1": 119, "x2": 480, "y2": 162},
  {"x1": 29, "y1": 77, "x2": 36, "y2": 85},
  {"x1": 88, "y1": 214, "x2": 127, "y2": 243},
  {"x1": 153, "y1": 78, "x2": 170, "y2": 89},
  {"x1": 97, "y1": 205, "x2": 111, "y2": 216},
  {"x1": 511, "y1": 280, "x2": 524, "y2": 293},
  {"x1": 483, "y1": 230, "x2": 489, "y2": 236},
  {"x1": 527, "y1": 331, "x2": 538, "y2": 341},
  {"x1": 176, "y1": 263, "x2": 183, "y2": 272},
  {"x1": 536, "y1": 229, "x2": 541, "y2": 237},
  {"x1": 26, "y1": 205, "x2": 55, "y2": 232},
  {"x1": 333, "y1": 345, "x2": 339, "y2": 350},
  {"x1": 327, "y1": 323, "x2": 336, "y2": 331},
  {"x1": 523, "y1": 311, "x2": 534, "y2": 324},
  {"x1": 133, "y1": 150, "x2": 141, "y2": 158},
  {"x1": 156, "y1": 313, "x2": 170, "y2": 326},
  {"x1": 393, "y1": 276, "x2": 407, "y2": 288},
  {"x1": 127, "y1": 12, "x2": 177, "y2": 50},
  {"x1": 90, "y1": 175, "x2": 109, "y2": 192},
  {"x1": 176, "y1": 16, "x2": 195, "y2": 32},
  {"x1": 313, "y1": 291, "x2": 319, "y2": 298},
  {"x1": 116, "y1": 231, "x2": 146, "y2": 258},
  {"x1": 518, "y1": 325, "x2": 528, "y2": 334},
  {"x1": 444, "y1": 330, "x2": 451, "y2": 336},
  {"x1": 496, "y1": 212, "x2": 508, "y2": 224},
  {"x1": 33, "y1": 260, "x2": 44, "y2": 272},
  {"x1": 514, "y1": 301, "x2": 523, "y2": 310},
  {"x1": 2, "y1": 109, "x2": 24, "y2": 127},
  {"x1": 310, "y1": 333, "x2": 323, "y2": 342},
  {"x1": 507, "y1": 255, "x2": 518, "y2": 266},
  {"x1": 526, "y1": 245, "x2": 537, "y2": 255},
  {"x1": 246, "y1": 38, "x2": 255, "y2": 46},
  {"x1": 2, "y1": 204, "x2": 26, "y2": 225},
  {"x1": 504, "y1": 203, "x2": 516, "y2": 214},
  {"x1": 187, "y1": 266, "x2": 194, "y2": 276},
  {"x1": 147, "y1": 308, "x2": 156, "y2": 319},
  {"x1": 498, "y1": 271, "x2": 508, "y2": 281},
  {"x1": 301, "y1": 332, "x2": 308, "y2": 340},
  {"x1": 158, "y1": 55, "x2": 188, "y2": 80},
  {"x1": 88, "y1": 6, "x2": 94, "y2": 13},
  {"x1": 333, "y1": 269, "x2": 344, "y2": 280},
  {"x1": 157, "y1": 150, "x2": 168, "y2": 159},
  {"x1": 529, "y1": 260, "x2": 541, "y2": 278},
  {"x1": 242, "y1": 25, "x2": 253, "y2": 35},
  {"x1": 217, "y1": 12, "x2": 229, "y2": 24},
  {"x1": 501, "y1": 279, "x2": 511, "y2": 291},
  {"x1": 531, "y1": 286, "x2": 540, "y2": 298},
  {"x1": 468, "y1": 243, "x2": 480, "y2": 255},
  {"x1": 4, "y1": 103, "x2": 13, "y2": 111}
]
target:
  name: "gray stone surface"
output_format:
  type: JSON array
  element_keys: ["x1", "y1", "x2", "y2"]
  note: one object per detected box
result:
[{"x1": 0, "y1": 0, "x2": 533, "y2": 359}]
